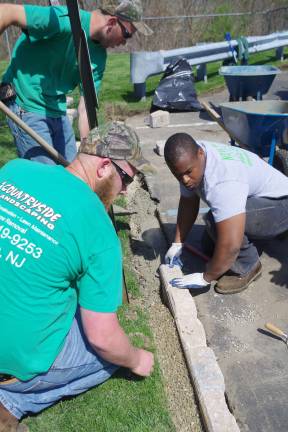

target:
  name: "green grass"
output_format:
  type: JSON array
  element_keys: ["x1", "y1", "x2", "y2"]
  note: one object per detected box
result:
[{"x1": 0, "y1": 112, "x2": 16, "y2": 166}]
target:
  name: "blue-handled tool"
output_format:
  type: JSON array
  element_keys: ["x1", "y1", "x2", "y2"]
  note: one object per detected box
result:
[{"x1": 225, "y1": 32, "x2": 237, "y2": 64}]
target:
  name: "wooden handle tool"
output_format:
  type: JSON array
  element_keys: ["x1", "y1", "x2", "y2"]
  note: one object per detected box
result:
[
  {"x1": 184, "y1": 243, "x2": 210, "y2": 262},
  {"x1": 265, "y1": 322, "x2": 288, "y2": 344}
]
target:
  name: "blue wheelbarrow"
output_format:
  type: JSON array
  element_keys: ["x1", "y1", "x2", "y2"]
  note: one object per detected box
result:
[
  {"x1": 219, "y1": 65, "x2": 281, "y2": 101},
  {"x1": 220, "y1": 100, "x2": 288, "y2": 173}
]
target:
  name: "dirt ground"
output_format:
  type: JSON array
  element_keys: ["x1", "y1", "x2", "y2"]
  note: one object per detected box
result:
[{"x1": 126, "y1": 178, "x2": 203, "y2": 432}]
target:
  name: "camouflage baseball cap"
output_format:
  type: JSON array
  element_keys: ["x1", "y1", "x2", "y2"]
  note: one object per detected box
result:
[
  {"x1": 78, "y1": 121, "x2": 152, "y2": 172},
  {"x1": 101, "y1": 0, "x2": 153, "y2": 36}
]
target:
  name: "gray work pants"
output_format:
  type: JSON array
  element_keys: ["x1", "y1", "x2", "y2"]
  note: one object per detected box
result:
[{"x1": 203, "y1": 196, "x2": 288, "y2": 275}]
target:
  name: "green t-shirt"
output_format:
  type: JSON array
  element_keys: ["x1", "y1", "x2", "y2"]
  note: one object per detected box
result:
[
  {"x1": 0, "y1": 159, "x2": 122, "y2": 381},
  {"x1": 3, "y1": 5, "x2": 107, "y2": 117}
]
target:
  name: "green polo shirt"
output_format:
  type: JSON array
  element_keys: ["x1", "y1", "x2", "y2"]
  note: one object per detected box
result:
[
  {"x1": 0, "y1": 159, "x2": 122, "y2": 381},
  {"x1": 3, "y1": 5, "x2": 107, "y2": 117}
]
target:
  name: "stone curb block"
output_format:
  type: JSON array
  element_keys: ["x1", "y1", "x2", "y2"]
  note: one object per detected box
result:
[
  {"x1": 159, "y1": 264, "x2": 240, "y2": 432},
  {"x1": 187, "y1": 348, "x2": 239, "y2": 432},
  {"x1": 148, "y1": 110, "x2": 170, "y2": 128}
]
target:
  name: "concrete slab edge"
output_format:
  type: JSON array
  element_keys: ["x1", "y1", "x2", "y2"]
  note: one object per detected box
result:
[{"x1": 159, "y1": 264, "x2": 240, "y2": 432}]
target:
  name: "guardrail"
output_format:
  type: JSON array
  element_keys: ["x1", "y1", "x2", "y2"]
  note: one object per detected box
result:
[{"x1": 130, "y1": 31, "x2": 288, "y2": 99}]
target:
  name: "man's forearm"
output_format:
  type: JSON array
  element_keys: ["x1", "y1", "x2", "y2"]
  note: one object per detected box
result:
[
  {"x1": 81, "y1": 309, "x2": 153, "y2": 376},
  {"x1": 175, "y1": 195, "x2": 199, "y2": 243},
  {"x1": 91, "y1": 324, "x2": 142, "y2": 370},
  {"x1": 204, "y1": 245, "x2": 240, "y2": 282},
  {"x1": 203, "y1": 213, "x2": 245, "y2": 282},
  {"x1": 0, "y1": 4, "x2": 26, "y2": 34}
]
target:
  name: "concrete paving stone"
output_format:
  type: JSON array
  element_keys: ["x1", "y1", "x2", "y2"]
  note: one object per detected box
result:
[{"x1": 149, "y1": 110, "x2": 170, "y2": 128}]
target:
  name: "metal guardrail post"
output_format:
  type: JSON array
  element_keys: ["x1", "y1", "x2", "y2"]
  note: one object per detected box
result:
[
  {"x1": 134, "y1": 83, "x2": 146, "y2": 100},
  {"x1": 130, "y1": 51, "x2": 164, "y2": 100},
  {"x1": 276, "y1": 46, "x2": 284, "y2": 61},
  {"x1": 196, "y1": 64, "x2": 207, "y2": 82}
]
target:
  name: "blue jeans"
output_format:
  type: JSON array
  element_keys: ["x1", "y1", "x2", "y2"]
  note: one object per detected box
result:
[
  {"x1": 203, "y1": 195, "x2": 288, "y2": 275},
  {"x1": 0, "y1": 312, "x2": 118, "y2": 419},
  {"x1": 5, "y1": 100, "x2": 77, "y2": 165}
]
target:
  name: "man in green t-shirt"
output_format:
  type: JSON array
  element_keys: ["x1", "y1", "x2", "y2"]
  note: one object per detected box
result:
[
  {"x1": 0, "y1": 0, "x2": 152, "y2": 164},
  {"x1": 0, "y1": 122, "x2": 154, "y2": 431}
]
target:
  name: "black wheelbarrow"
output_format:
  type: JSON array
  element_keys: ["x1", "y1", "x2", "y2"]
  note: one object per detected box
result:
[
  {"x1": 220, "y1": 100, "x2": 288, "y2": 174},
  {"x1": 219, "y1": 65, "x2": 281, "y2": 101}
]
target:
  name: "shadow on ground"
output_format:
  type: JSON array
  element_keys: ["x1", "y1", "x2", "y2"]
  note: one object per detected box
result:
[{"x1": 135, "y1": 222, "x2": 288, "y2": 293}]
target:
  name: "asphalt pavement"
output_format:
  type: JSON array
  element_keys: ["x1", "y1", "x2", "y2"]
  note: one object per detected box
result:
[{"x1": 127, "y1": 70, "x2": 288, "y2": 432}]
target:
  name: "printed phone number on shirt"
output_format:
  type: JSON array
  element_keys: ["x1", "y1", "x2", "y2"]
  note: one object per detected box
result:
[{"x1": 0, "y1": 226, "x2": 43, "y2": 259}]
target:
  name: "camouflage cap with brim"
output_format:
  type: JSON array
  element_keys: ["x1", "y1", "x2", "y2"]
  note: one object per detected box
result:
[
  {"x1": 78, "y1": 121, "x2": 154, "y2": 173},
  {"x1": 101, "y1": 0, "x2": 153, "y2": 36}
]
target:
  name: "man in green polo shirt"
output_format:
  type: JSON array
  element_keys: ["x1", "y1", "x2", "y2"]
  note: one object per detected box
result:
[
  {"x1": 0, "y1": 122, "x2": 154, "y2": 431},
  {"x1": 0, "y1": 1, "x2": 152, "y2": 164}
]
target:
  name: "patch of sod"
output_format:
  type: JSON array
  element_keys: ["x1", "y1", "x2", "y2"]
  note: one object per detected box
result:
[{"x1": 24, "y1": 305, "x2": 174, "y2": 432}]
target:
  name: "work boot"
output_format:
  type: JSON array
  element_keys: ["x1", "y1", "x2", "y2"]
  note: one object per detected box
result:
[
  {"x1": 0, "y1": 403, "x2": 29, "y2": 432},
  {"x1": 215, "y1": 261, "x2": 262, "y2": 294}
]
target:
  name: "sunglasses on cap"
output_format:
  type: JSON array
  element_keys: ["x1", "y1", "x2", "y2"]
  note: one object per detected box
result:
[
  {"x1": 111, "y1": 160, "x2": 134, "y2": 187},
  {"x1": 117, "y1": 19, "x2": 133, "y2": 39}
]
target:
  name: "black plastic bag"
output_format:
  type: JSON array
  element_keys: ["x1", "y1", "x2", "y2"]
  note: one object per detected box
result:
[{"x1": 151, "y1": 57, "x2": 202, "y2": 113}]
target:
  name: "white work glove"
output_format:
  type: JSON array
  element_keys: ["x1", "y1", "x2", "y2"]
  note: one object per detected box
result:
[
  {"x1": 165, "y1": 242, "x2": 183, "y2": 268},
  {"x1": 170, "y1": 272, "x2": 210, "y2": 289}
]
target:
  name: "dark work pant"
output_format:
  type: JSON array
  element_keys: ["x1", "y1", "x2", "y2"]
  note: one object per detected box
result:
[{"x1": 203, "y1": 196, "x2": 288, "y2": 275}]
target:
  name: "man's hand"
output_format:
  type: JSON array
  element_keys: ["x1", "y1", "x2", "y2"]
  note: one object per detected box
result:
[
  {"x1": 81, "y1": 308, "x2": 154, "y2": 376},
  {"x1": 170, "y1": 272, "x2": 210, "y2": 289},
  {"x1": 165, "y1": 242, "x2": 183, "y2": 267},
  {"x1": 131, "y1": 349, "x2": 154, "y2": 377}
]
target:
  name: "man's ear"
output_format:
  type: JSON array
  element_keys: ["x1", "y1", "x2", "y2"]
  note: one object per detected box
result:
[
  {"x1": 198, "y1": 147, "x2": 205, "y2": 158},
  {"x1": 106, "y1": 16, "x2": 118, "y2": 32},
  {"x1": 97, "y1": 159, "x2": 113, "y2": 179}
]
